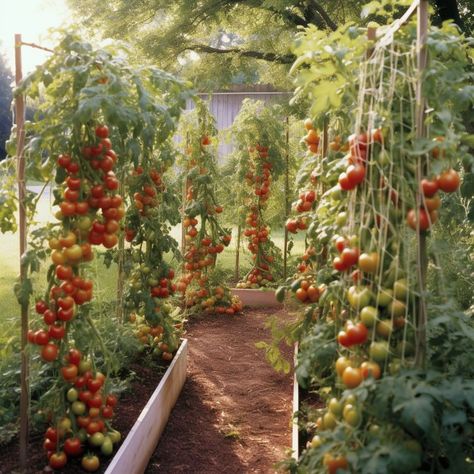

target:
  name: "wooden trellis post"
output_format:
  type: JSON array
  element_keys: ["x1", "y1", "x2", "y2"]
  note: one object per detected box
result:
[
  {"x1": 283, "y1": 117, "x2": 290, "y2": 279},
  {"x1": 15, "y1": 33, "x2": 29, "y2": 471},
  {"x1": 414, "y1": 0, "x2": 429, "y2": 368}
]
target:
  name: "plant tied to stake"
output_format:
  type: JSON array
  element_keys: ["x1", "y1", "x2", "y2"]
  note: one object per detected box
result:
[
  {"x1": 6, "y1": 31, "x2": 190, "y2": 471},
  {"x1": 281, "y1": 5, "x2": 474, "y2": 473},
  {"x1": 176, "y1": 100, "x2": 242, "y2": 314},
  {"x1": 231, "y1": 100, "x2": 286, "y2": 289}
]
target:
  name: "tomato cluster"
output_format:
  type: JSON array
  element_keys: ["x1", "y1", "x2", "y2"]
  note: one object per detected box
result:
[
  {"x1": 177, "y1": 133, "x2": 241, "y2": 314},
  {"x1": 407, "y1": 167, "x2": 460, "y2": 231},
  {"x1": 125, "y1": 164, "x2": 182, "y2": 360},
  {"x1": 29, "y1": 124, "x2": 122, "y2": 471},
  {"x1": 42, "y1": 348, "x2": 121, "y2": 471},
  {"x1": 337, "y1": 130, "x2": 383, "y2": 191},
  {"x1": 237, "y1": 145, "x2": 280, "y2": 288},
  {"x1": 302, "y1": 119, "x2": 321, "y2": 154}
]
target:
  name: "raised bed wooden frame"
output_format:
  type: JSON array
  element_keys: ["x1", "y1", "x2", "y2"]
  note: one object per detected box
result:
[
  {"x1": 231, "y1": 288, "x2": 283, "y2": 307},
  {"x1": 105, "y1": 339, "x2": 188, "y2": 474}
]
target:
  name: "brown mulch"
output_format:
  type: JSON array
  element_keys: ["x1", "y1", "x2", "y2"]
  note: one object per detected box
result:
[
  {"x1": 146, "y1": 307, "x2": 294, "y2": 474},
  {"x1": 0, "y1": 307, "x2": 294, "y2": 474}
]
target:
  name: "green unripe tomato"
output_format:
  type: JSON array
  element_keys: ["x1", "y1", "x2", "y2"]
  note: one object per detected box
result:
[
  {"x1": 336, "y1": 212, "x2": 347, "y2": 227},
  {"x1": 323, "y1": 412, "x2": 338, "y2": 430},
  {"x1": 328, "y1": 398, "x2": 343, "y2": 417},
  {"x1": 101, "y1": 437, "x2": 114, "y2": 456},
  {"x1": 66, "y1": 388, "x2": 79, "y2": 403},
  {"x1": 71, "y1": 401, "x2": 86, "y2": 416},
  {"x1": 360, "y1": 306, "x2": 379, "y2": 327},
  {"x1": 376, "y1": 289, "x2": 393, "y2": 307},
  {"x1": 393, "y1": 279, "x2": 409, "y2": 300},
  {"x1": 89, "y1": 432, "x2": 105, "y2": 447},
  {"x1": 342, "y1": 404, "x2": 360, "y2": 426},
  {"x1": 369, "y1": 341, "x2": 390, "y2": 362}
]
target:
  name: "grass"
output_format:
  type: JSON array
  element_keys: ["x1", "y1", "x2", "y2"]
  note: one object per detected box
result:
[{"x1": 0, "y1": 190, "x2": 305, "y2": 340}]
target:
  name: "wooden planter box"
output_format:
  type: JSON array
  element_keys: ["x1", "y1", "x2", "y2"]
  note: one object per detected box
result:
[
  {"x1": 231, "y1": 288, "x2": 283, "y2": 307},
  {"x1": 105, "y1": 339, "x2": 188, "y2": 474},
  {"x1": 292, "y1": 343, "x2": 299, "y2": 460}
]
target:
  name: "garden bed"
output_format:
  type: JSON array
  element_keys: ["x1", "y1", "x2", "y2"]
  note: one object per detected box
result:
[
  {"x1": 231, "y1": 288, "x2": 283, "y2": 307},
  {"x1": 0, "y1": 340, "x2": 188, "y2": 474}
]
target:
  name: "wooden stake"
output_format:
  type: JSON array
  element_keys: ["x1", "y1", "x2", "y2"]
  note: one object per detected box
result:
[
  {"x1": 15, "y1": 33, "x2": 29, "y2": 471},
  {"x1": 414, "y1": 0, "x2": 429, "y2": 368},
  {"x1": 235, "y1": 224, "x2": 241, "y2": 282},
  {"x1": 116, "y1": 165, "x2": 126, "y2": 324},
  {"x1": 283, "y1": 117, "x2": 290, "y2": 279}
]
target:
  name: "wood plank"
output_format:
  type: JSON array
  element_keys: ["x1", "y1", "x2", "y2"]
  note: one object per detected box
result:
[
  {"x1": 105, "y1": 339, "x2": 188, "y2": 474},
  {"x1": 230, "y1": 288, "x2": 283, "y2": 307},
  {"x1": 292, "y1": 343, "x2": 299, "y2": 460}
]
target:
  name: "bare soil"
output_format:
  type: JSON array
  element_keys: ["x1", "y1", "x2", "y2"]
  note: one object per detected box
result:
[
  {"x1": 0, "y1": 307, "x2": 294, "y2": 474},
  {"x1": 146, "y1": 307, "x2": 294, "y2": 474}
]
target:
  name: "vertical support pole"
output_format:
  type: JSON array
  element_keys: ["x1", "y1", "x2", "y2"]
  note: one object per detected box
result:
[
  {"x1": 116, "y1": 163, "x2": 125, "y2": 324},
  {"x1": 283, "y1": 117, "x2": 290, "y2": 279},
  {"x1": 415, "y1": 0, "x2": 429, "y2": 368},
  {"x1": 234, "y1": 224, "x2": 241, "y2": 282},
  {"x1": 15, "y1": 33, "x2": 29, "y2": 471},
  {"x1": 367, "y1": 23, "x2": 377, "y2": 58}
]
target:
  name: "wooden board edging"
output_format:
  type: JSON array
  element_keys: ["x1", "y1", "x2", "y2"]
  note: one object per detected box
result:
[
  {"x1": 231, "y1": 288, "x2": 283, "y2": 307},
  {"x1": 105, "y1": 339, "x2": 188, "y2": 474},
  {"x1": 292, "y1": 343, "x2": 299, "y2": 460}
]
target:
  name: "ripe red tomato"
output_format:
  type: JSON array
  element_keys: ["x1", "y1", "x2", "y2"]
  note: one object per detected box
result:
[
  {"x1": 95, "y1": 125, "x2": 109, "y2": 138},
  {"x1": 57, "y1": 154, "x2": 71, "y2": 168},
  {"x1": 35, "y1": 300, "x2": 47, "y2": 314},
  {"x1": 102, "y1": 405, "x2": 114, "y2": 418},
  {"x1": 41, "y1": 343, "x2": 59, "y2": 362},
  {"x1": 106, "y1": 393, "x2": 118, "y2": 407},
  {"x1": 48, "y1": 323, "x2": 65, "y2": 340},
  {"x1": 347, "y1": 322, "x2": 368, "y2": 345},
  {"x1": 340, "y1": 247, "x2": 359, "y2": 268},
  {"x1": 338, "y1": 172, "x2": 353, "y2": 191},
  {"x1": 61, "y1": 364, "x2": 78, "y2": 381},
  {"x1": 346, "y1": 163, "x2": 366, "y2": 187},
  {"x1": 43, "y1": 308, "x2": 57, "y2": 325},
  {"x1": 87, "y1": 377, "x2": 103, "y2": 393},
  {"x1": 60, "y1": 201, "x2": 76, "y2": 217},
  {"x1": 56, "y1": 265, "x2": 73, "y2": 281},
  {"x1": 421, "y1": 178, "x2": 438, "y2": 197},
  {"x1": 406, "y1": 208, "x2": 431, "y2": 231},
  {"x1": 333, "y1": 257, "x2": 347, "y2": 272},
  {"x1": 75, "y1": 201, "x2": 90, "y2": 215},
  {"x1": 337, "y1": 330, "x2": 351, "y2": 347},
  {"x1": 334, "y1": 236, "x2": 348, "y2": 253},
  {"x1": 437, "y1": 168, "x2": 460, "y2": 193},
  {"x1": 49, "y1": 451, "x2": 67, "y2": 469},
  {"x1": 102, "y1": 233, "x2": 118, "y2": 249},
  {"x1": 67, "y1": 161, "x2": 80, "y2": 174},
  {"x1": 67, "y1": 348, "x2": 82, "y2": 365},
  {"x1": 57, "y1": 296, "x2": 74, "y2": 310},
  {"x1": 58, "y1": 307, "x2": 74, "y2": 321},
  {"x1": 34, "y1": 329, "x2": 50, "y2": 345},
  {"x1": 91, "y1": 185, "x2": 104, "y2": 198},
  {"x1": 45, "y1": 427, "x2": 58, "y2": 442},
  {"x1": 64, "y1": 437, "x2": 83, "y2": 457}
]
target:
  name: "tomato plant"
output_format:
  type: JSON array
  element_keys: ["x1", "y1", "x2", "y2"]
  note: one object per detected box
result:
[
  {"x1": 5, "y1": 31, "x2": 190, "y2": 469},
  {"x1": 230, "y1": 100, "x2": 286, "y2": 288},
  {"x1": 175, "y1": 100, "x2": 242, "y2": 315}
]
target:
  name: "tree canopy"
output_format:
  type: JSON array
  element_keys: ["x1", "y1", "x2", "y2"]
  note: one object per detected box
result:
[{"x1": 67, "y1": 0, "x2": 473, "y2": 90}]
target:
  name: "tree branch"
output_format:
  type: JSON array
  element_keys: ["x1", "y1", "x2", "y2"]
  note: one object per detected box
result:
[
  {"x1": 183, "y1": 44, "x2": 296, "y2": 64},
  {"x1": 306, "y1": 0, "x2": 338, "y2": 31}
]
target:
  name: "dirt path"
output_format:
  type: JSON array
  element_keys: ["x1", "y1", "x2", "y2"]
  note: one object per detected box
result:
[{"x1": 146, "y1": 308, "x2": 294, "y2": 474}]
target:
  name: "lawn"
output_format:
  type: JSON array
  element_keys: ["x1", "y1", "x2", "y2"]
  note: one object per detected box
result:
[{"x1": 0, "y1": 190, "x2": 305, "y2": 342}]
